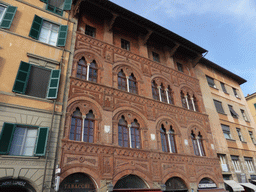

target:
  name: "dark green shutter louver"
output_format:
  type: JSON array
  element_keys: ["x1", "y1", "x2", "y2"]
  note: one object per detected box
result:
[
  {"x1": 63, "y1": 0, "x2": 72, "y2": 10},
  {"x1": 29, "y1": 15, "x2": 43, "y2": 40},
  {"x1": 13, "y1": 61, "x2": 31, "y2": 94},
  {"x1": 57, "y1": 25, "x2": 68, "y2": 46},
  {"x1": 0, "y1": 123, "x2": 16, "y2": 154},
  {"x1": 0, "y1": 6, "x2": 17, "y2": 29},
  {"x1": 254, "y1": 103, "x2": 256, "y2": 109},
  {"x1": 40, "y1": 0, "x2": 48, "y2": 3},
  {"x1": 34, "y1": 127, "x2": 49, "y2": 156},
  {"x1": 46, "y1": 69, "x2": 61, "y2": 99}
]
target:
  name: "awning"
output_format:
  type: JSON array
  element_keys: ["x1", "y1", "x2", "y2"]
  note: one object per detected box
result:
[
  {"x1": 240, "y1": 183, "x2": 256, "y2": 191},
  {"x1": 224, "y1": 180, "x2": 244, "y2": 192}
]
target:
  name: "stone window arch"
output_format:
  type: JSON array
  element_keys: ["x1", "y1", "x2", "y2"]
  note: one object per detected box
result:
[
  {"x1": 118, "y1": 69, "x2": 127, "y2": 91},
  {"x1": 69, "y1": 108, "x2": 95, "y2": 143},
  {"x1": 191, "y1": 130, "x2": 205, "y2": 156},
  {"x1": 76, "y1": 57, "x2": 98, "y2": 82},
  {"x1": 129, "y1": 73, "x2": 138, "y2": 94},
  {"x1": 160, "y1": 124, "x2": 176, "y2": 153},
  {"x1": 117, "y1": 69, "x2": 138, "y2": 94},
  {"x1": 180, "y1": 87, "x2": 200, "y2": 112}
]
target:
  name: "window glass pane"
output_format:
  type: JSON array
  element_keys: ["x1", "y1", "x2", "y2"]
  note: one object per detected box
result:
[
  {"x1": 206, "y1": 76, "x2": 215, "y2": 87},
  {"x1": 213, "y1": 100, "x2": 225, "y2": 114},
  {"x1": 0, "y1": 5, "x2": 6, "y2": 22},
  {"x1": 9, "y1": 128, "x2": 26, "y2": 156},
  {"x1": 39, "y1": 27, "x2": 50, "y2": 43}
]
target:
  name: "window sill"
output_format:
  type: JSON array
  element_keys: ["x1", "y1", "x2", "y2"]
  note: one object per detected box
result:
[
  {"x1": 226, "y1": 138, "x2": 236, "y2": 141},
  {"x1": 209, "y1": 85, "x2": 218, "y2": 90},
  {"x1": 224, "y1": 92, "x2": 229, "y2": 95},
  {"x1": 241, "y1": 141, "x2": 247, "y2": 144},
  {"x1": 217, "y1": 112, "x2": 227, "y2": 115},
  {"x1": 14, "y1": 93, "x2": 56, "y2": 103},
  {"x1": 222, "y1": 172, "x2": 232, "y2": 175},
  {"x1": 0, "y1": 155, "x2": 40, "y2": 159}
]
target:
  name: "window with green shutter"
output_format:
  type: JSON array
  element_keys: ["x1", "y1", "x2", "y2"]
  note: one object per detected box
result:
[
  {"x1": 13, "y1": 61, "x2": 61, "y2": 99},
  {"x1": 41, "y1": 0, "x2": 72, "y2": 15},
  {"x1": 0, "y1": 123, "x2": 49, "y2": 156},
  {"x1": 0, "y1": 5, "x2": 17, "y2": 29},
  {"x1": 29, "y1": 15, "x2": 68, "y2": 47}
]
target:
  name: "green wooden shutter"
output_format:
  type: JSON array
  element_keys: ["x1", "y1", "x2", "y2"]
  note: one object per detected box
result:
[
  {"x1": 0, "y1": 123, "x2": 16, "y2": 154},
  {"x1": 63, "y1": 0, "x2": 72, "y2": 10},
  {"x1": 12, "y1": 61, "x2": 31, "y2": 94},
  {"x1": 0, "y1": 6, "x2": 17, "y2": 29},
  {"x1": 29, "y1": 15, "x2": 43, "y2": 40},
  {"x1": 254, "y1": 103, "x2": 256, "y2": 109},
  {"x1": 40, "y1": 0, "x2": 48, "y2": 3},
  {"x1": 46, "y1": 69, "x2": 61, "y2": 99},
  {"x1": 57, "y1": 25, "x2": 68, "y2": 46},
  {"x1": 34, "y1": 127, "x2": 49, "y2": 156}
]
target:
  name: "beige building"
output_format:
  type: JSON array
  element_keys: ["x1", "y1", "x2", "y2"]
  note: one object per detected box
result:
[
  {"x1": 196, "y1": 58, "x2": 256, "y2": 192},
  {"x1": 0, "y1": 0, "x2": 75, "y2": 191}
]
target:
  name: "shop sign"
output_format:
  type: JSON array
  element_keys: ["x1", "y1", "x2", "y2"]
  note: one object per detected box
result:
[
  {"x1": 0, "y1": 180, "x2": 26, "y2": 187},
  {"x1": 198, "y1": 183, "x2": 217, "y2": 188},
  {"x1": 64, "y1": 183, "x2": 94, "y2": 189}
]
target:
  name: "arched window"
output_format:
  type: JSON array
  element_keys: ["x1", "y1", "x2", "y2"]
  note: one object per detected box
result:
[
  {"x1": 76, "y1": 57, "x2": 87, "y2": 80},
  {"x1": 161, "y1": 84, "x2": 167, "y2": 103},
  {"x1": 181, "y1": 91, "x2": 187, "y2": 108},
  {"x1": 191, "y1": 131, "x2": 205, "y2": 156},
  {"x1": 118, "y1": 116, "x2": 129, "y2": 148},
  {"x1": 118, "y1": 70, "x2": 127, "y2": 91},
  {"x1": 160, "y1": 125, "x2": 169, "y2": 152},
  {"x1": 129, "y1": 73, "x2": 138, "y2": 94},
  {"x1": 169, "y1": 126, "x2": 176, "y2": 153},
  {"x1": 83, "y1": 110, "x2": 95, "y2": 143},
  {"x1": 88, "y1": 60, "x2": 97, "y2": 82},
  {"x1": 77, "y1": 58, "x2": 98, "y2": 82},
  {"x1": 131, "y1": 119, "x2": 140, "y2": 149},
  {"x1": 70, "y1": 108, "x2": 82, "y2": 141},
  {"x1": 193, "y1": 95, "x2": 199, "y2": 112},
  {"x1": 69, "y1": 108, "x2": 95, "y2": 143},
  {"x1": 152, "y1": 81, "x2": 159, "y2": 100},
  {"x1": 167, "y1": 86, "x2": 174, "y2": 104}
]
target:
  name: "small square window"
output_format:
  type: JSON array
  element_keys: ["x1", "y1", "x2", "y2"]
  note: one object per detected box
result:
[
  {"x1": 240, "y1": 109, "x2": 249, "y2": 122},
  {"x1": 221, "y1": 124, "x2": 232, "y2": 139},
  {"x1": 244, "y1": 157, "x2": 255, "y2": 173},
  {"x1": 85, "y1": 25, "x2": 96, "y2": 37},
  {"x1": 177, "y1": 63, "x2": 183, "y2": 72},
  {"x1": 220, "y1": 82, "x2": 228, "y2": 93},
  {"x1": 121, "y1": 39, "x2": 130, "y2": 51},
  {"x1": 249, "y1": 131, "x2": 256, "y2": 144},
  {"x1": 206, "y1": 76, "x2": 216, "y2": 88},
  {"x1": 231, "y1": 156, "x2": 241, "y2": 172},
  {"x1": 228, "y1": 105, "x2": 239, "y2": 119},
  {"x1": 152, "y1": 52, "x2": 160, "y2": 62}
]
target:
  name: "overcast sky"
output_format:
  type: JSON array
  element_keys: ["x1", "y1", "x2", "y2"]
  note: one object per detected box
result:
[{"x1": 109, "y1": 0, "x2": 256, "y2": 96}]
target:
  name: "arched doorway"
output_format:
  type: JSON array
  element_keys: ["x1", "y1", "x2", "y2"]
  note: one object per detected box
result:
[
  {"x1": 0, "y1": 179, "x2": 36, "y2": 192},
  {"x1": 165, "y1": 177, "x2": 188, "y2": 192},
  {"x1": 198, "y1": 178, "x2": 217, "y2": 190},
  {"x1": 59, "y1": 173, "x2": 96, "y2": 192},
  {"x1": 114, "y1": 174, "x2": 148, "y2": 190}
]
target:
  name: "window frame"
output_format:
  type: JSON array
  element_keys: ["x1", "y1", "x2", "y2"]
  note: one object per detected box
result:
[
  {"x1": 12, "y1": 61, "x2": 61, "y2": 99},
  {"x1": 231, "y1": 156, "x2": 242, "y2": 172},
  {"x1": 249, "y1": 131, "x2": 256, "y2": 144},
  {"x1": 121, "y1": 39, "x2": 130, "y2": 51},
  {"x1": 177, "y1": 62, "x2": 184, "y2": 72},
  {"x1": 221, "y1": 124, "x2": 232, "y2": 139},
  {"x1": 218, "y1": 154, "x2": 229, "y2": 172},
  {"x1": 213, "y1": 100, "x2": 225, "y2": 114},
  {"x1": 228, "y1": 105, "x2": 239, "y2": 119},
  {"x1": 206, "y1": 76, "x2": 216, "y2": 88},
  {"x1": 236, "y1": 128, "x2": 244, "y2": 142},
  {"x1": 152, "y1": 52, "x2": 160, "y2": 62},
  {"x1": 29, "y1": 15, "x2": 68, "y2": 47},
  {"x1": 220, "y1": 82, "x2": 228, "y2": 94},
  {"x1": 0, "y1": 123, "x2": 49, "y2": 156},
  {"x1": 85, "y1": 25, "x2": 96, "y2": 38},
  {"x1": 244, "y1": 157, "x2": 255, "y2": 173},
  {"x1": 40, "y1": 0, "x2": 72, "y2": 16},
  {"x1": 232, "y1": 88, "x2": 240, "y2": 98},
  {"x1": 240, "y1": 109, "x2": 249, "y2": 122}
]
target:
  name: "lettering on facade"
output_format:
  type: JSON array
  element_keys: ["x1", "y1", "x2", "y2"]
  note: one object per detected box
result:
[
  {"x1": 64, "y1": 183, "x2": 94, "y2": 189},
  {"x1": 0, "y1": 180, "x2": 26, "y2": 187}
]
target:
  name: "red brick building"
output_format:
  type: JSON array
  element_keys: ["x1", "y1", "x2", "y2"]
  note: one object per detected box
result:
[{"x1": 57, "y1": 1, "x2": 224, "y2": 191}]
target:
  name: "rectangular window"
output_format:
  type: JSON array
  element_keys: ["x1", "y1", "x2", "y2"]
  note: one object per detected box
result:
[
  {"x1": 121, "y1": 39, "x2": 130, "y2": 51},
  {"x1": 240, "y1": 109, "x2": 249, "y2": 122},
  {"x1": 206, "y1": 76, "x2": 216, "y2": 88},
  {"x1": 0, "y1": 3, "x2": 17, "y2": 29},
  {"x1": 228, "y1": 105, "x2": 239, "y2": 119},
  {"x1": 41, "y1": 0, "x2": 72, "y2": 16},
  {"x1": 233, "y1": 88, "x2": 240, "y2": 98},
  {"x1": 244, "y1": 157, "x2": 255, "y2": 173},
  {"x1": 231, "y1": 156, "x2": 241, "y2": 172},
  {"x1": 218, "y1": 154, "x2": 229, "y2": 172},
  {"x1": 85, "y1": 25, "x2": 96, "y2": 37},
  {"x1": 249, "y1": 131, "x2": 256, "y2": 144},
  {"x1": 0, "y1": 123, "x2": 49, "y2": 156},
  {"x1": 29, "y1": 15, "x2": 68, "y2": 47},
  {"x1": 12, "y1": 61, "x2": 61, "y2": 99},
  {"x1": 213, "y1": 100, "x2": 225, "y2": 114},
  {"x1": 220, "y1": 82, "x2": 228, "y2": 93},
  {"x1": 254, "y1": 103, "x2": 256, "y2": 110},
  {"x1": 177, "y1": 63, "x2": 183, "y2": 72},
  {"x1": 221, "y1": 124, "x2": 232, "y2": 139},
  {"x1": 236, "y1": 128, "x2": 244, "y2": 142},
  {"x1": 152, "y1": 52, "x2": 160, "y2": 62}
]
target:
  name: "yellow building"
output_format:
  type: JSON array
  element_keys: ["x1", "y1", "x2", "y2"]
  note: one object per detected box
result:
[
  {"x1": 0, "y1": 0, "x2": 75, "y2": 191},
  {"x1": 196, "y1": 58, "x2": 256, "y2": 192},
  {"x1": 245, "y1": 93, "x2": 256, "y2": 130}
]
